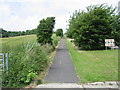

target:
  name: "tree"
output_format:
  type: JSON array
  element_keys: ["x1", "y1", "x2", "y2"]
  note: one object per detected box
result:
[
  {"x1": 111, "y1": 15, "x2": 120, "y2": 46},
  {"x1": 0, "y1": 28, "x2": 37, "y2": 38},
  {"x1": 67, "y1": 4, "x2": 119, "y2": 50},
  {"x1": 0, "y1": 28, "x2": 9, "y2": 38},
  {"x1": 56, "y1": 28, "x2": 63, "y2": 37},
  {"x1": 36, "y1": 17, "x2": 55, "y2": 45}
]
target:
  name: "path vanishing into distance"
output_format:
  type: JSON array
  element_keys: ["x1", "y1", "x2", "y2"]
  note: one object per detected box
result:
[{"x1": 45, "y1": 38, "x2": 80, "y2": 83}]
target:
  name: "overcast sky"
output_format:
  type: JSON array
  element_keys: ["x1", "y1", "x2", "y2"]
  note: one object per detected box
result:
[{"x1": 0, "y1": 0, "x2": 119, "y2": 33}]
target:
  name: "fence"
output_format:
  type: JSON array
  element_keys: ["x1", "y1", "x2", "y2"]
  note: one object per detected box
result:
[
  {"x1": 0, "y1": 53, "x2": 8, "y2": 74},
  {"x1": 0, "y1": 53, "x2": 8, "y2": 87}
]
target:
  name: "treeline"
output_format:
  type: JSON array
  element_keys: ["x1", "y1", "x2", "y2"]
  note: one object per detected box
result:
[
  {"x1": 0, "y1": 28, "x2": 36, "y2": 38},
  {"x1": 67, "y1": 4, "x2": 120, "y2": 50}
]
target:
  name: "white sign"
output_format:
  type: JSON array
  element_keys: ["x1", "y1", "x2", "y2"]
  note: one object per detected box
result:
[{"x1": 105, "y1": 39, "x2": 115, "y2": 47}]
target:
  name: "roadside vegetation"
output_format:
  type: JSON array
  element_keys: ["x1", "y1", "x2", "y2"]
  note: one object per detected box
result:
[
  {"x1": 67, "y1": 39, "x2": 118, "y2": 82},
  {"x1": 55, "y1": 29, "x2": 63, "y2": 37},
  {"x1": 67, "y1": 4, "x2": 120, "y2": 50},
  {"x1": 36, "y1": 17, "x2": 55, "y2": 45},
  {"x1": 1, "y1": 16, "x2": 62, "y2": 88},
  {"x1": 66, "y1": 4, "x2": 119, "y2": 83},
  {"x1": 1, "y1": 34, "x2": 61, "y2": 88}
]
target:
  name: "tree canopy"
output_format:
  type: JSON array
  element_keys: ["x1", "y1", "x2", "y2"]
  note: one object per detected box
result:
[
  {"x1": 56, "y1": 28, "x2": 63, "y2": 37},
  {"x1": 67, "y1": 4, "x2": 120, "y2": 50},
  {"x1": 36, "y1": 17, "x2": 55, "y2": 45}
]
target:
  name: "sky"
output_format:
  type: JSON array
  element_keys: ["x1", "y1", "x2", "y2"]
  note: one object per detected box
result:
[{"x1": 0, "y1": 0, "x2": 119, "y2": 33}]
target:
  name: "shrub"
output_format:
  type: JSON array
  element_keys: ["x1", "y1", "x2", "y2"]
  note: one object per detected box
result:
[
  {"x1": 41, "y1": 44, "x2": 55, "y2": 54},
  {"x1": 2, "y1": 42, "x2": 48, "y2": 87},
  {"x1": 56, "y1": 29, "x2": 63, "y2": 37},
  {"x1": 67, "y1": 4, "x2": 119, "y2": 50},
  {"x1": 2, "y1": 34, "x2": 61, "y2": 88},
  {"x1": 52, "y1": 34, "x2": 61, "y2": 47}
]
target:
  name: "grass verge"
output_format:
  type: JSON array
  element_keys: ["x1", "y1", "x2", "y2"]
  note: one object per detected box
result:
[
  {"x1": 66, "y1": 39, "x2": 118, "y2": 83},
  {"x1": 1, "y1": 34, "x2": 61, "y2": 88}
]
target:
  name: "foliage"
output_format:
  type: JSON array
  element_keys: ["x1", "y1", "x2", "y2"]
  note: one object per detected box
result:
[
  {"x1": 0, "y1": 28, "x2": 37, "y2": 38},
  {"x1": 56, "y1": 28, "x2": 63, "y2": 37},
  {"x1": 0, "y1": 28, "x2": 9, "y2": 37},
  {"x1": 52, "y1": 34, "x2": 61, "y2": 47},
  {"x1": 1, "y1": 34, "x2": 61, "y2": 87},
  {"x1": 25, "y1": 72, "x2": 38, "y2": 83},
  {"x1": 36, "y1": 17, "x2": 55, "y2": 45},
  {"x1": 1, "y1": 35, "x2": 47, "y2": 87},
  {"x1": 3, "y1": 43, "x2": 47, "y2": 87},
  {"x1": 67, "y1": 39, "x2": 118, "y2": 82},
  {"x1": 111, "y1": 15, "x2": 120, "y2": 46},
  {"x1": 67, "y1": 4, "x2": 120, "y2": 50}
]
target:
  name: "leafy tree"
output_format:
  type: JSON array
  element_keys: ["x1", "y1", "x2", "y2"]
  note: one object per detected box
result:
[
  {"x1": 26, "y1": 30, "x2": 30, "y2": 35},
  {"x1": 56, "y1": 28, "x2": 63, "y2": 37},
  {"x1": 67, "y1": 4, "x2": 119, "y2": 50},
  {"x1": 0, "y1": 28, "x2": 9, "y2": 37},
  {"x1": 111, "y1": 15, "x2": 120, "y2": 46},
  {"x1": 36, "y1": 17, "x2": 55, "y2": 45},
  {"x1": 26, "y1": 29, "x2": 37, "y2": 35}
]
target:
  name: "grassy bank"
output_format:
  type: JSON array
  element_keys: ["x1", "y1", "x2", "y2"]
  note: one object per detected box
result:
[
  {"x1": 66, "y1": 39, "x2": 118, "y2": 83},
  {"x1": 1, "y1": 35, "x2": 61, "y2": 88},
  {"x1": 1, "y1": 35, "x2": 37, "y2": 53}
]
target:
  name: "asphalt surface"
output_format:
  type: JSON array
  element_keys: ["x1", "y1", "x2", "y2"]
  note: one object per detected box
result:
[{"x1": 45, "y1": 38, "x2": 79, "y2": 83}]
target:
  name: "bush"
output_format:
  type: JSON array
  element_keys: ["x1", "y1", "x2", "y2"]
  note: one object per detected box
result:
[
  {"x1": 2, "y1": 34, "x2": 61, "y2": 88},
  {"x1": 56, "y1": 29, "x2": 63, "y2": 37},
  {"x1": 2, "y1": 42, "x2": 48, "y2": 87},
  {"x1": 41, "y1": 44, "x2": 55, "y2": 54},
  {"x1": 52, "y1": 34, "x2": 61, "y2": 47},
  {"x1": 67, "y1": 4, "x2": 119, "y2": 50}
]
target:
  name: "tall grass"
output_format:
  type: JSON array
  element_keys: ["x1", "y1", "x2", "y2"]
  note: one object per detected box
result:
[
  {"x1": 52, "y1": 34, "x2": 61, "y2": 47},
  {"x1": 3, "y1": 42, "x2": 48, "y2": 87},
  {"x1": 1, "y1": 35, "x2": 61, "y2": 87},
  {"x1": 1, "y1": 35, "x2": 37, "y2": 53}
]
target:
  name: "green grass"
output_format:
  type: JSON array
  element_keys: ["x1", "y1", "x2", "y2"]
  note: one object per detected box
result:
[
  {"x1": 1, "y1": 35, "x2": 37, "y2": 53},
  {"x1": 1, "y1": 35, "x2": 47, "y2": 87},
  {"x1": 1, "y1": 34, "x2": 61, "y2": 88},
  {"x1": 66, "y1": 39, "x2": 118, "y2": 83}
]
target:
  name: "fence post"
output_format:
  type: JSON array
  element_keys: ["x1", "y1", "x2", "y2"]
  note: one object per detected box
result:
[
  {"x1": 2, "y1": 54, "x2": 4, "y2": 71},
  {"x1": 5, "y1": 53, "x2": 8, "y2": 72}
]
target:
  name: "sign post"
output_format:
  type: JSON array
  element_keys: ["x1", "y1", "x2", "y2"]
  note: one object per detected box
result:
[{"x1": 105, "y1": 39, "x2": 115, "y2": 50}]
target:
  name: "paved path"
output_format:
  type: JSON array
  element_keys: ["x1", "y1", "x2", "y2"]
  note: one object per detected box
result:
[{"x1": 45, "y1": 38, "x2": 79, "y2": 83}]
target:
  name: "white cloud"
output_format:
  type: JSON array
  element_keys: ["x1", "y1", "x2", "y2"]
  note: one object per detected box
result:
[
  {"x1": 1, "y1": 15, "x2": 39, "y2": 31},
  {"x1": 0, "y1": 0, "x2": 119, "y2": 33},
  {"x1": 55, "y1": 14, "x2": 70, "y2": 33},
  {"x1": 0, "y1": 4, "x2": 11, "y2": 21}
]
